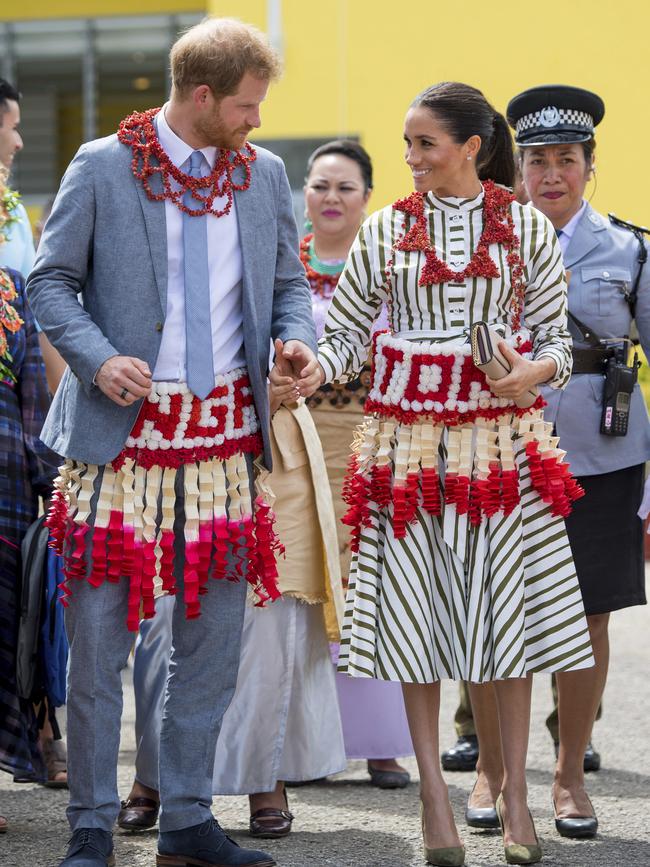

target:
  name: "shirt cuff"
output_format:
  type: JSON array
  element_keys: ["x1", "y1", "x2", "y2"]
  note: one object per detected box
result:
[
  {"x1": 536, "y1": 349, "x2": 567, "y2": 389},
  {"x1": 317, "y1": 341, "x2": 350, "y2": 385}
]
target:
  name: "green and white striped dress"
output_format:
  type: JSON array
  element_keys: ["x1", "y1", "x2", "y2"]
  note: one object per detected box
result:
[{"x1": 318, "y1": 187, "x2": 594, "y2": 684}]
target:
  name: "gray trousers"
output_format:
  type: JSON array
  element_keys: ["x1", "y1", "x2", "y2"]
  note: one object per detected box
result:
[
  {"x1": 65, "y1": 567, "x2": 246, "y2": 833},
  {"x1": 134, "y1": 595, "x2": 175, "y2": 790}
]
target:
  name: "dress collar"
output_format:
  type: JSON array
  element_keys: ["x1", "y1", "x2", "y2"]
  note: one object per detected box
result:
[
  {"x1": 155, "y1": 104, "x2": 218, "y2": 170},
  {"x1": 424, "y1": 185, "x2": 485, "y2": 214}
]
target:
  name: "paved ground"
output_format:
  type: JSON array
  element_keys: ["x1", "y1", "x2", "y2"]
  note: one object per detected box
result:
[{"x1": 1, "y1": 579, "x2": 649, "y2": 867}]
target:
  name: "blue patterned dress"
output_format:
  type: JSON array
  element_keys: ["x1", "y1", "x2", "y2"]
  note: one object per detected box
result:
[{"x1": 0, "y1": 267, "x2": 59, "y2": 777}]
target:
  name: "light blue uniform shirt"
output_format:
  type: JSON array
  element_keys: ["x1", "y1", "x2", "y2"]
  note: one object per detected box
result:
[{"x1": 1, "y1": 202, "x2": 36, "y2": 276}]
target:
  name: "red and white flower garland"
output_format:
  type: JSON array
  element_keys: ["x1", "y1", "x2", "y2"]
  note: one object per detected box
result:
[{"x1": 365, "y1": 330, "x2": 544, "y2": 427}]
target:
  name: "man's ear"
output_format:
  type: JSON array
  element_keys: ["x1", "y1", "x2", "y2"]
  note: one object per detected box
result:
[{"x1": 192, "y1": 84, "x2": 212, "y2": 107}]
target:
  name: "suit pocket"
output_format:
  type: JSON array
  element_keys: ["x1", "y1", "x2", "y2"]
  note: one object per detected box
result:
[{"x1": 581, "y1": 266, "x2": 632, "y2": 316}]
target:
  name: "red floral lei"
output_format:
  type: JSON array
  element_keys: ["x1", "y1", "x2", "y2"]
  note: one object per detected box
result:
[
  {"x1": 117, "y1": 107, "x2": 257, "y2": 218},
  {"x1": 390, "y1": 181, "x2": 526, "y2": 331},
  {"x1": 299, "y1": 233, "x2": 342, "y2": 297}
]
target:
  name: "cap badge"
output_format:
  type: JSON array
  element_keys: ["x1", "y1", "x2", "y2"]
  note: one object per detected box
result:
[{"x1": 539, "y1": 106, "x2": 561, "y2": 128}]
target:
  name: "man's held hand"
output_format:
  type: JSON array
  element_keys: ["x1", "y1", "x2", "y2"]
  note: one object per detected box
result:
[{"x1": 272, "y1": 339, "x2": 323, "y2": 399}]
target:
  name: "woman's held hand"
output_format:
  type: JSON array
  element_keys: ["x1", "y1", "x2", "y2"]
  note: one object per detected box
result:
[{"x1": 485, "y1": 341, "x2": 556, "y2": 399}]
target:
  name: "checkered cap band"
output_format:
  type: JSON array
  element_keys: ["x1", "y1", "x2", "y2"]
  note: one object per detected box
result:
[{"x1": 515, "y1": 107, "x2": 594, "y2": 135}]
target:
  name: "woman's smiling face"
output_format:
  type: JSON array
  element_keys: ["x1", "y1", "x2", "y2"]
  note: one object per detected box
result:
[{"x1": 403, "y1": 106, "x2": 480, "y2": 196}]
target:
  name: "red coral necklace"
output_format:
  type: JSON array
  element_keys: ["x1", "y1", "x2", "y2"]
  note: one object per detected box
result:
[
  {"x1": 300, "y1": 233, "x2": 342, "y2": 297},
  {"x1": 117, "y1": 107, "x2": 256, "y2": 218},
  {"x1": 391, "y1": 181, "x2": 526, "y2": 331}
]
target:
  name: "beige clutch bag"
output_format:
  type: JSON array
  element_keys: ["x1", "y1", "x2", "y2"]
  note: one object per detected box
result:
[{"x1": 470, "y1": 321, "x2": 538, "y2": 409}]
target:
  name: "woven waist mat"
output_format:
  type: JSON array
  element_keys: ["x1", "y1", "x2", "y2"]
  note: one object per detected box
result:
[{"x1": 45, "y1": 369, "x2": 283, "y2": 631}]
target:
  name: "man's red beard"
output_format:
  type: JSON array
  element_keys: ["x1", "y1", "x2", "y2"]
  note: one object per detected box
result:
[{"x1": 194, "y1": 116, "x2": 250, "y2": 151}]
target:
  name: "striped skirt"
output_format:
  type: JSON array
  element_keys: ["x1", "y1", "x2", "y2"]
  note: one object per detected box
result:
[{"x1": 337, "y1": 417, "x2": 595, "y2": 684}]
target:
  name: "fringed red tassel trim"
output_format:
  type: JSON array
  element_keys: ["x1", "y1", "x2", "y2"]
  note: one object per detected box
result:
[
  {"x1": 249, "y1": 497, "x2": 284, "y2": 606},
  {"x1": 370, "y1": 463, "x2": 392, "y2": 508},
  {"x1": 211, "y1": 517, "x2": 229, "y2": 582},
  {"x1": 45, "y1": 490, "x2": 68, "y2": 556},
  {"x1": 525, "y1": 441, "x2": 547, "y2": 499},
  {"x1": 88, "y1": 526, "x2": 108, "y2": 588},
  {"x1": 55, "y1": 498, "x2": 284, "y2": 631},
  {"x1": 526, "y1": 442, "x2": 585, "y2": 517},
  {"x1": 501, "y1": 469, "x2": 520, "y2": 516},
  {"x1": 469, "y1": 464, "x2": 505, "y2": 527},
  {"x1": 404, "y1": 471, "x2": 420, "y2": 525},
  {"x1": 341, "y1": 454, "x2": 372, "y2": 553},
  {"x1": 341, "y1": 454, "x2": 370, "y2": 552},
  {"x1": 183, "y1": 538, "x2": 201, "y2": 620},
  {"x1": 391, "y1": 483, "x2": 408, "y2": 539},
  {"x1": 141, "y1": 540, "x2": 157, "y2": 618},
  {"x1": 421, "y1": 467, "x2": 441, "y2": 516},
  {"x1": 444, "y1": 473, "x2": 471, "y2": 515}
]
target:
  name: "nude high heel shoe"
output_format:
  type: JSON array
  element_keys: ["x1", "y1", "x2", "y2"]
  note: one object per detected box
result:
[
  {"x1": 420, "y1": 802, "x2": 466, "y2": 867},
  {"x1": 495, "y1": 794, "x2": 542, "y2": 865}
]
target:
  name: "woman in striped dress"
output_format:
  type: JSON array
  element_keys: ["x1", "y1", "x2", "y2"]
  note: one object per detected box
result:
[{"x1": 299, "y1": 82, "x2": 594, "y2": 865}]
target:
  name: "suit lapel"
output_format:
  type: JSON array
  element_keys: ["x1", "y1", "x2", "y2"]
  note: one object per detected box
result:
[
  {"x1": 233, "y1": 172, "x2": 257, "y2": 324},
  {"x1": 564, "y1": 205, "x2": 605, "y2": 269},
  {"x1": 134, "y1": 178, "x2": 168, "y2": 313}
]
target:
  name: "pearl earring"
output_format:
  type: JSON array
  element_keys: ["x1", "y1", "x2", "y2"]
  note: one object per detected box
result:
[{"x1": 467, "y1": 155, "x2": 472, "y2": 161}]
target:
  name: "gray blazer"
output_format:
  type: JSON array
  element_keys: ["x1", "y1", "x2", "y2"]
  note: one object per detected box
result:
[
  {"x1": 27, "y1": 135, "x2": 316, "y2": 469},
  {"x1": 541, "y1": 203, "x2": 650, "y2": 476}
]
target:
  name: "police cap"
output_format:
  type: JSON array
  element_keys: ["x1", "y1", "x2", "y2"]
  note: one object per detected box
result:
[{"x1": 506, "y1": 85, "x2": 605, "y2": 147}]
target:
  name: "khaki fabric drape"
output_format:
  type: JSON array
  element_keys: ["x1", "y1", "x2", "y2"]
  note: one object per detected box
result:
[
  {"x1": 268, "y1": 402, "x2": 344, "y2": 639},
  {"x1": 307, "y1": 404, "x2": 364, "y2": 582}
]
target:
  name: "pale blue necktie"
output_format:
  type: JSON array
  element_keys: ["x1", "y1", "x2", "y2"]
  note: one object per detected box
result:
[{"x1": 183, "y1": 150, "x2": 214, "y2": 399}]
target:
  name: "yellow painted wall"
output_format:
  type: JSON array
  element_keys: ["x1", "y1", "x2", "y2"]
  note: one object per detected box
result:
[
  {"x1": 10, "y1": 0, "x2": 650, "y2": 225},
  {"x1": 2, "y1": 1, "x2": 203, "y2": 19},
  {"x1": 207, "y1": 0, "x2": 650, "y2": 226}
]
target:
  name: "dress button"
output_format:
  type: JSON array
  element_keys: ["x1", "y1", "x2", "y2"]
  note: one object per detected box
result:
[
  {"x1": 155, "y1": 321, "x2": 163, "y2": 332},
  {"x1": 602, "y1": 271, "x2": 610, "y2": 278}
]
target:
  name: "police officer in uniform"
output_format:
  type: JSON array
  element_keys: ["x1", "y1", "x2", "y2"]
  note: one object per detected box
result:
[{"x1": 457, "y1": 84, "x2": 650, "y2": 840}]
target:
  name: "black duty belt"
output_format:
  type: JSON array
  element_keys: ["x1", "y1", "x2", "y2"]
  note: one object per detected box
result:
[{"x1": 571, "y1": 347, "x2": 610, "y2": 375}]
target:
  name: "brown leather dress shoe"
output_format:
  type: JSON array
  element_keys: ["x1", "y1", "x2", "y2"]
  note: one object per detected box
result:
[
  {"x1": 117, "y1": 796, "x2": 160, "y2": 831},
  {"x1": 249, "y1": 790, "x2": 294, "y2": 839}
]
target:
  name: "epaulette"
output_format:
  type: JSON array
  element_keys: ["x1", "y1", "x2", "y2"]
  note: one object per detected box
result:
[
  {"x1": 607, "y1": 214, "x2": 649, "y2": 317},
  {"x1": 608, "y1": 213, "x2": 650, "y2": 237}
]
